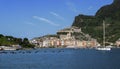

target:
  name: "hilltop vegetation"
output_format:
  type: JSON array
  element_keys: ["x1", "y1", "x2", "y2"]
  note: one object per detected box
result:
[
  {"x1": 0, "y1": 34, "x2": 35, "y2": 48},
  {"x1": 72, "y1": 0, "x2": 120, "y2": 44}
]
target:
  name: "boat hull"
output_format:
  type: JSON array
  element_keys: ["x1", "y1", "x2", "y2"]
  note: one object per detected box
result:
[{"x1": 96, "y1": 47, "x2": 111, "y2": 51}]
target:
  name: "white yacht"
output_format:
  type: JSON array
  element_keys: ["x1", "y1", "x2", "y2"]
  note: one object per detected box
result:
[
  {"x1": 96, "y1": 20, "x2": 111, "y2": 51},
  {"x1": 66, "y1": 46, "x2": 76, "y2": 48},
  {"x1": 96, "y1": 47, "x2": 111, "y2": 51}
]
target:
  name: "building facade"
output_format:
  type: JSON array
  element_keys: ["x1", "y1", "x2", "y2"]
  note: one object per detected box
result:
[
  {"x1": 116, "y1": 38, "x2": 120, "y2": 47},
  {"x1": 30, "y1": 27, "x2": 99, "y2": 48}
]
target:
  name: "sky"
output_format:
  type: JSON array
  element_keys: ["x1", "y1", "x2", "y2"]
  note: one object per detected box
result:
[{"x1": 0, "y1": 0, "x2": 113, "y2": 39}]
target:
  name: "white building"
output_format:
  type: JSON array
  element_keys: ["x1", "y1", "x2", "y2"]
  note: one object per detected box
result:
[{"x1": 116, "y1": 38, "x2": 120, "y2": 47}]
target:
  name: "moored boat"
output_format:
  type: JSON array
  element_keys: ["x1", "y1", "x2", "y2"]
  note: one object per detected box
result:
[
  {"x1": 96, "y1": 47, "x2": 111, "y2": 51},
  {"x1": 0, "y1": 46, "x2": 16, "y2": 51},
  {"x1": 96, "y1": 20, "x2": 111, "y2": 51}
]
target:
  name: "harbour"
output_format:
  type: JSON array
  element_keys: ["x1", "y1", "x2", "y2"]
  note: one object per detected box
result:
[
  {"x1": 0, "y1": 0, "x2": 120, "y2": 69},
  {"x1": 0, "y1": 48, "x2": 120, "y2": 69}
]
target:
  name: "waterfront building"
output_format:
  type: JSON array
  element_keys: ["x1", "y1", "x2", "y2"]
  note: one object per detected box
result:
[
  {"x1": 77, "y1": 40, "x2": 83, "y2": 48},
  {"x1": 116, "y1": 38, "x2": 120, "y2": 47},
  {"x1": 29, "y1": 39, "x2": 38, "y2": 46},
  {"x1": 30, "y1": 26, "x2": 99, "y2": 48}
]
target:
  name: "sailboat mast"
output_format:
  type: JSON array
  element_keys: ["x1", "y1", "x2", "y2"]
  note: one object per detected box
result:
[{"x1": 103, "y1": 20, "x2": 105, "y2": 47}]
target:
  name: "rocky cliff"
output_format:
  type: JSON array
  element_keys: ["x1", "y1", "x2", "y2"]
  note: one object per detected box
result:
[{"x1": 72, "y1": 0, "x2": 120, "y2": 44}]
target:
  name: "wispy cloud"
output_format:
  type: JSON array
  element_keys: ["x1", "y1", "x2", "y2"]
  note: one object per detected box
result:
[
  {"x1": 25, "y1": 22, "x2": 36, "y2": 26},
  {"x1": 50, "y1": 12, "x2": 65, "y2": 21},
  {"x1": 66, "y1": 2, "x2": 78, "y2": 13},
  {"x1": 33, "y1": 16, "x2": 59, "y2": 26}
]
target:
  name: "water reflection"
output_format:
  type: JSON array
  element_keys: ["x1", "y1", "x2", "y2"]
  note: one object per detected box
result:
[{"x1": 0, "y1": 48, "x2": 120, "y2": 69}]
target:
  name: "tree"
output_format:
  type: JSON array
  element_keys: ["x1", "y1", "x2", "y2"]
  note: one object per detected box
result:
[
  {"x1": 20, "y1": 38, "x2": 35, "y2": 48},
  {"x1": 0, "y1": 34, "x2": 4, "y2": 38}
]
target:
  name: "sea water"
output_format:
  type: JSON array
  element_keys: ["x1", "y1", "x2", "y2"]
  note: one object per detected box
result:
[{"x1": 0, "y1": 48, "x2": 120, "y2": 69}]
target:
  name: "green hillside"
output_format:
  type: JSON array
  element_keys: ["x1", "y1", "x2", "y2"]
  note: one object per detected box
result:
[
  {"x1": 0, "y1": 34, "x2": 35, "y2": 48},
  {"x1": 72, "y1": 0, "x2": 120, "y2": 44}
]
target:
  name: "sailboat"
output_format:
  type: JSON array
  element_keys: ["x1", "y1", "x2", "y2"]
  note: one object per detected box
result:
[{"x1": 96, "y1": 20, "x2": 111, "y2": 51}]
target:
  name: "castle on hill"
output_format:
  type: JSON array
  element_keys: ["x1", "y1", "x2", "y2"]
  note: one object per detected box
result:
[{"x1": 30, "y1": 26, "x2": 100, "y2": 48}]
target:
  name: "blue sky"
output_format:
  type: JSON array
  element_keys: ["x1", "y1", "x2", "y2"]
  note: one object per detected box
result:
[{"x1": 0, "y1": 0, "x2": 113, "y2": 39}]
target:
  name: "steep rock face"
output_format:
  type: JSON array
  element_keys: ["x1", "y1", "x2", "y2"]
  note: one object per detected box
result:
[
  {"x1": 96, "y1": 0, "x2": 120, "y2": 20},
  {"x1": 113, "y1": 0, "x2": 120, "y2": 5},
  {"x1": 72, "y1": 15, "x2": 95, "y2": 28},
  {"x1": 72, "y1": 0, "x2": 120, "y2": 44}
]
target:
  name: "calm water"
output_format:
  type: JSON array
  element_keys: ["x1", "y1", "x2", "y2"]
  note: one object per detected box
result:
[{"x1": 0, "y1": 48, "x2": 120, "y2": 69}]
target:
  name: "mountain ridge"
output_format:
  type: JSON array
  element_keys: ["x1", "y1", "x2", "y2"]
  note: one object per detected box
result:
[{"x1": 72, "y1": 0, "x2": 120, "y2": 44}]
